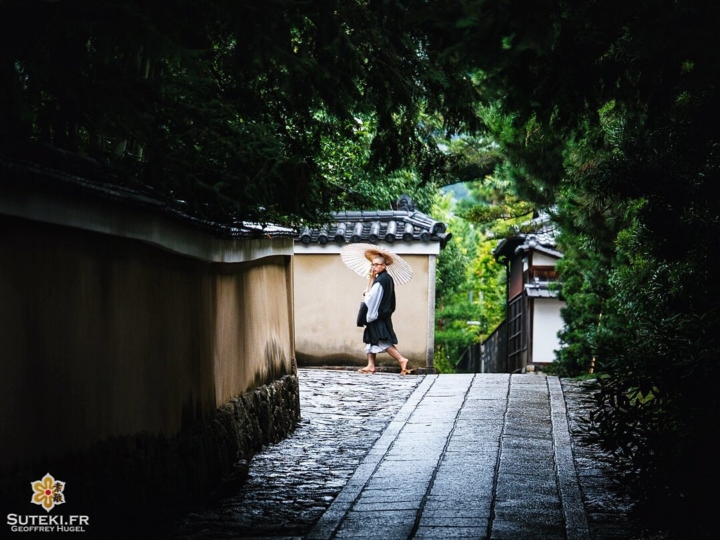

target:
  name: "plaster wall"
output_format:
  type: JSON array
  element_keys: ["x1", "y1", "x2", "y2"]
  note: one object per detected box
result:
[
  {"x1": 531, "y1": 252, "x2": 559, "y2": 267},
  {"x1": 0, "y1": 215, "x2": 294, "y2": 467},
  {"x1": 531, "y1": 298, "x2": 567, "y2": 363},
  {"x1": 293, "y1": 253, "x2": 430, "y2": 366}
]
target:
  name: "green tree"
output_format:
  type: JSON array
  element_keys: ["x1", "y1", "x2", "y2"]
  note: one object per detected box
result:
[
  {"x1": 424, "y1": 2, "x2": 720, "y2": 535},
  {"x1": 432, "y1": 188, "x2": 506, "y2": 372},
  {"x1": 0, "y1": 0, "x2": 479, "y2": 224}
]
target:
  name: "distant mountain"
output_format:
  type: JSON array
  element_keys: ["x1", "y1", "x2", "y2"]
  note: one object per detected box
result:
[{"x1": 442, "y1": 183, "x2": 470, "y2": 201}]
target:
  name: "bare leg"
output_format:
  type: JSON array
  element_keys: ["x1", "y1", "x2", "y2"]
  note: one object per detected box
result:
[
  {"x1": 359, "y1": 352, "x2": 376, "y2": 374},
  {"x1": 386, "y1": 346, "x2": 410, "y2": 374}
]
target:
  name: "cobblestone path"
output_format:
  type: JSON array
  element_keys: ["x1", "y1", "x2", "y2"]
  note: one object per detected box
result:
[
  {"x1": 167, "y1": 369, "x2": 423, "y2": 539},
  {"x1": 165, "y1": 371, "x2": 647, "y2": 540}
]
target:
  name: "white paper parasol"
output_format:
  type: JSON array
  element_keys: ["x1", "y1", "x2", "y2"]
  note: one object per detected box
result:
[{"x1": 340, "y1": 243, "x2": 413, "y2": 285}]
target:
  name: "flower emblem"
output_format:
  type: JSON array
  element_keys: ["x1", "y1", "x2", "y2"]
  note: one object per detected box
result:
[{"x1": 31, "y1": 473, "x2": 65, "y2": 512}]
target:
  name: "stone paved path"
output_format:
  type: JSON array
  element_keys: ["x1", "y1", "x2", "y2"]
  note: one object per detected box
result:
[
  {"x1": 166, "y1": 369, "x2": 646, "y2": 540},
  {"x1": 561, "y1": 380, "x2": 644, "y2": 540},
  {"x1": 167, "y1": 369, "x2": 423, "y2": 539},
  {"x1": 307, "y1": 373, "x2": 585, "y2": 539}
]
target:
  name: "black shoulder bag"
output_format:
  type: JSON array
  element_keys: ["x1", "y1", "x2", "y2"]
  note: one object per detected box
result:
[{"x1": 356, "y1": 302, "x2": 368, "y2": 327}]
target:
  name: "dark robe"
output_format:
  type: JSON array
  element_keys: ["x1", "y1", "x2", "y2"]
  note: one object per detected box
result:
[{"x1": 363, "y1": 270, "x2": 398, "y2": 346}]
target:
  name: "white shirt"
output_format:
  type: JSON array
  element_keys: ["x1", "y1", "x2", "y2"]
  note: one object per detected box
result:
[{"x1": 364, "y1": 281, "x2": 384, "y2": 323}]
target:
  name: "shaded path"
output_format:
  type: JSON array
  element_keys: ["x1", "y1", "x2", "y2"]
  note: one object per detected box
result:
[
  {"x1": 308, "y1": 373, "x2": 582, "y2": 539},
  {"x1": 168, "y1": 370, "x2": 645, "y2": 539},
  {"x1": 168, "y1": 369, "x2": 422, "y2": 539}
]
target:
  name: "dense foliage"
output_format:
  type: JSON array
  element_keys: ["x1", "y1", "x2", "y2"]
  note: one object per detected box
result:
[
  {"x1": 3, "y1": 1, "x2": 719, "y2": 536},
  {"x1": 429, "y1": 1, "x2": 720, "y2": 536},
  {"x1": 432, "y1": 190, "x2": 506, "y2": 372},
  {"x1": 432, "y1": 172, "x2": 523, "y2": 373},
  {"x1": 0, "y1": 0, "x2": 478, "y2": 223}
]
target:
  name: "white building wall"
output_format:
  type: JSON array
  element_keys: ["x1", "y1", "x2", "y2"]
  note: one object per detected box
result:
[
  {"x1": 532, "y1": 252, "x2": 559, "y2": 267},
  {"x1": 532, "y1": 298, "x2": 567, "y2": 363}
]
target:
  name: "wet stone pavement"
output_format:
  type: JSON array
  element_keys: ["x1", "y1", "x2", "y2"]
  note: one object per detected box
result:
[
  {"x1": 165, "y1": 370, "x2": 645, "y2": 540},
  {"x1": 167, "y1": 369, "x2": 423, "y2": 539},
  {"x1": 561, "y1": 380, "x2": 646, "y2": 540}
]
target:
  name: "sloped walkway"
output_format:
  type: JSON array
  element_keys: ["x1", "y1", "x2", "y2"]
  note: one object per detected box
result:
[
  {"x1": 307, "y1": 373, "x2": 588, "y2": 539},
  {"x1": 169, "y1": 370, "x2": 642, "y2": 540}
]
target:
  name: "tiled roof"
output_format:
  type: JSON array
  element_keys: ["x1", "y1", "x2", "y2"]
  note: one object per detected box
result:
[
  {"x1": 296, "y1": 200, "x2": 451, "y2": 248},
  {"x1": 524, "y1": 282, "x2": 561, "y2": 298},
  {"x1": 513, "y1": 232, "x2": 562, "y2": 258},
  {"x1": 493, "y1": 213, "x2": 561, "y2": 260}
]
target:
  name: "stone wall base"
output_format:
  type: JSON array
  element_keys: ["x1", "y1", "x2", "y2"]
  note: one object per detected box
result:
[{"x1": 0, "y1": 374, "x2": 300, "y2": 537}]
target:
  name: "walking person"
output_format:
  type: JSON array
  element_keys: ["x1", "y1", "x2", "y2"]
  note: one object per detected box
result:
[{"x1": 358, "y1": 256, "x2": 411, "y2": 374}]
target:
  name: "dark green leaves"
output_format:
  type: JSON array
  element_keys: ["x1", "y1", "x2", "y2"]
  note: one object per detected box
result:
[{"x1": 0, "y1": 0, "x2": 481, "y2": 224}]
